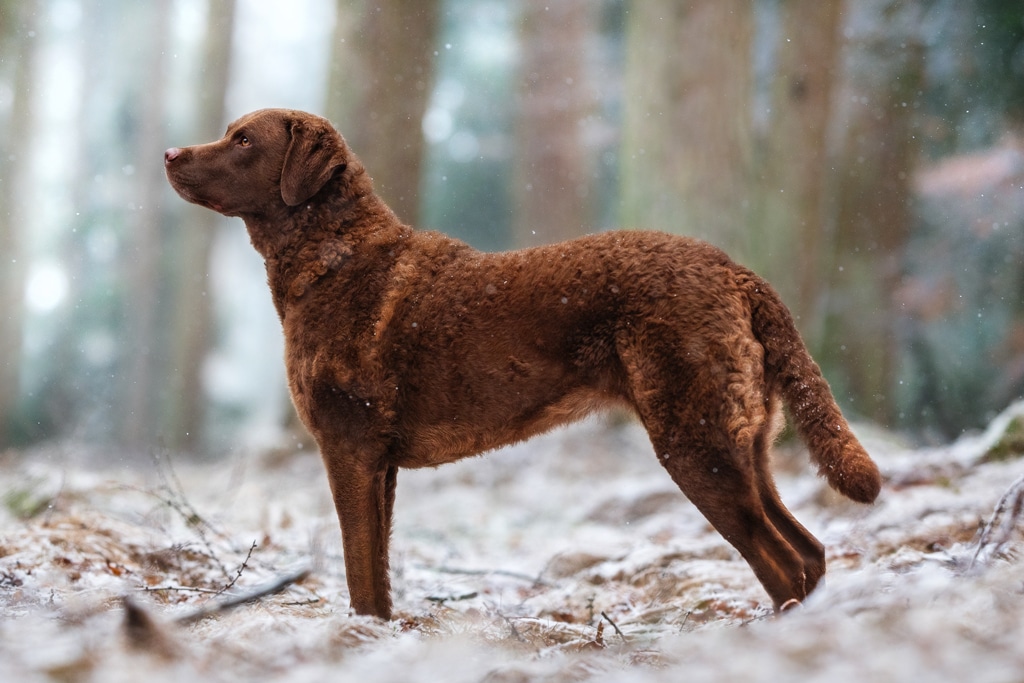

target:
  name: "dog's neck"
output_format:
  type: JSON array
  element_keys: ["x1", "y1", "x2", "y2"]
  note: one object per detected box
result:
[
  {"x1": 244, "y1": 168, "x2": 412, "y2": 320},
  {"x1": 242, "y1": 164, "x2": 370, "y2": 257}
]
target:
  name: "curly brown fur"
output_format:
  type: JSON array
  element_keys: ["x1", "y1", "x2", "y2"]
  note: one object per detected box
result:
[{"x1": 165, "y1": 108, "x2": 881, "y2": 620}]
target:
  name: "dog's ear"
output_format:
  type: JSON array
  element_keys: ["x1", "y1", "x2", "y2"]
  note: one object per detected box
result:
[{"x1": 280, "y1": 119, "x2": 347, "y2": 206}]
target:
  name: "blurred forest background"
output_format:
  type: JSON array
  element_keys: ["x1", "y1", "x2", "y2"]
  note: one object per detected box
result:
[{"x1": 0, "y1": 0, "x2": 1023, "y2": 458}]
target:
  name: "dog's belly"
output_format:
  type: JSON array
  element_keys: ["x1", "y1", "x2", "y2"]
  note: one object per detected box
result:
[{"x1": 394, "y1": 382, "x2": 622, "y2": 468}]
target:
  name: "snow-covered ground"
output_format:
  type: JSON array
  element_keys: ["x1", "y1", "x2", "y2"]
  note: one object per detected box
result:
[{"x1": 1, "y1": 405, "x2": 1022, "y2": 682}]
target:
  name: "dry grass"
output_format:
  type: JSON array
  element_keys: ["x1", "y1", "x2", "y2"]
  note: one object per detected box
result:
[{"x1": 2, "y1": 407, "x2": 1023, "y2": 682}]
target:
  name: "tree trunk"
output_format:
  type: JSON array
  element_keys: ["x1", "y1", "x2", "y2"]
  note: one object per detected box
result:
[
  {"x1": 0, "y1": 0, "x2": 40, "y2": 447},
  {"x1": 120, "y1": 0, "x2": 172, "y2": 451},
  {"x1": 324, "y1": 0, "x2": 364, "y2": 133},
  {"x1": 512, "y1": 0, "x2": 596, "y2": 247},
  {"x1": 166, "y1": 0, "x2": 236, "y2": 454},
  {"x1": 757, "y1": 0, "x2": 844, "y2": 342},
  {"x1": 620, "y1": 1, "x2": 754, "y2": 257},
  {"x1": 824, "y1": 0, "x2": 924, "y2": 423},
  {"x1": 325, "y1": 0, "x2": 441, "y2": 224}
]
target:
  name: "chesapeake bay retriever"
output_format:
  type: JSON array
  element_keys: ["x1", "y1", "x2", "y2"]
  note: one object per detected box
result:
[{"x1": 164, "y1": 108, "x2": 881, "y2": 620}]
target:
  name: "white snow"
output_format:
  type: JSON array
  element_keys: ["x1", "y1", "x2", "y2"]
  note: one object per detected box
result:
[{"x1": 1, "y1": 408, "x2": 1022, "y2": 682}]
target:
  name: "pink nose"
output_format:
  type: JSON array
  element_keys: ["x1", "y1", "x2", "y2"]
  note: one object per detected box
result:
[{"x1": 164, "y1": 147, "x2": 181, "y2": 164}]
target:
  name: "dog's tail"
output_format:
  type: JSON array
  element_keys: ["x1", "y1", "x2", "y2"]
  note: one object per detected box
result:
[{"x1": 741, "y1": 270, "x2": 881, "y2": 503}]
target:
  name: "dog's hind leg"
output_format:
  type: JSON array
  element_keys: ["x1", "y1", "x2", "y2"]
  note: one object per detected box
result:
[
  {"x1": 323, "y1": 451, "x2": 395, "y2": 619},
  {"x1": 654, "y1": 433, "x2": 810, "y2": 609},
  {"x1": 750, "y1": 403, "x2": 826, "y2": 596},
  {"x1": 621, "y1": 338, "x2": 811, "y2": 609}
]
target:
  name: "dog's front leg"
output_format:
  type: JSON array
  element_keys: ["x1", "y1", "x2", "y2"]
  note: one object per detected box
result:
[{"x1": 324, "y1": 454, "x2": 396, "y2": 619}]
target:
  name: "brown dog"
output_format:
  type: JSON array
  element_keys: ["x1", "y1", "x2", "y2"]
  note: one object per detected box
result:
[{"x1": 165, "y1": 108, "x2": 881, "y2": 620}]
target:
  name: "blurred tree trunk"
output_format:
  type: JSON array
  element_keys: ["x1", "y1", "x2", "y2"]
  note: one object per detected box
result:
[
  {"x1": 512, "y1": 0, "x2": 596, "y2": 247},
  {"x1": 757, "y1": 0, "x2": 843, "y2": 345},
  {"x1": 58, "y1": 0, "x2": 116, "y2": 439},
  {"x1": 38, "y1": 0, "x2": 139, "y2": 446},
  {"x1": 0, "y1": 0, "x2": 40, "y2": 447},
  {"x1": 325, "y1": 0, "x2": 441, "y2": 224},
  {"x1": 620, "y1": 1, "x2": 754, "y2": 257},
  {"x1": 120, "y1": 0, "x2": 172, "y2": 451},
  {"x1": 823, "y1": 1, "x2": 924, "y2": 423},
  {"x1": 166, "y1": 0, "x2": 236, "y2": 454},
  {"x1": 324, "y1": 0, "x2": 363, "y2": 132}
]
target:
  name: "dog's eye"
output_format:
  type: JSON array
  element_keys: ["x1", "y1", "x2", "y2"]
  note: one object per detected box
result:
[{"x1": 238, "y1": 135, "x2": 251, "y2": 147}]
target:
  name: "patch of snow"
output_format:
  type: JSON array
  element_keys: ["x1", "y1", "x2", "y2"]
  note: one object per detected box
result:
[{"x1": 1, "y1": 413, "x2": 1022, "y2": 681}]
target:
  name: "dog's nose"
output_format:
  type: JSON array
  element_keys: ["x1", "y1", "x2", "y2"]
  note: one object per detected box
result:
[{"x1": 164, "y1": 147, "x2": 181, "y2": 164}]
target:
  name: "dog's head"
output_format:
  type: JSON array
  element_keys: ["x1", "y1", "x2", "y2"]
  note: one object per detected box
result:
[{"x1": 165, "y1": 109, "x2": 350, "y2": 217}]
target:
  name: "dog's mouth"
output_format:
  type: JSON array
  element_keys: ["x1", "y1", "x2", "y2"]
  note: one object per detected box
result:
[
  {"x1": 185, "y1": 193, "x2": 224, "y2": 214},
  {"x1": 196, "y1": 198, "x2": 224, "y2": 212}
]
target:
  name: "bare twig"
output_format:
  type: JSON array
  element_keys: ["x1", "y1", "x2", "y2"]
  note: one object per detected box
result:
[
  {"x1": 282, "y1": 598, "x2": 321, "y2": 607},
  {"x1": 504, "y1": 616, "x2": 526, "y2": 642},
  {"x1": 970, "y1": 473, "x2": 1024, "y2": 570},
  {"x1": 145, "y1": 450, "x2": 234, "y2": 581},
  {"x1": 426, "y1": 591, "x2": 479, "y2": 604},
  {"x1": 119, "y1": 480, "x2": 232, "y2": 581},
  {"x1": 677, "y1": 610, "x2": 692, "y2": 632},
  {"x1": 600, "y1": 611, "x2": 626, "y2": 642},
  {"x1": 143, "y1": 584, "x2": 224, "y2": 596},
  {"x1": 176, "y1": 568, "x2": 312, "y2": 625},
  {"x1": 137, "y1": 452, "x2": 272, "y2": 587},
  {"x1": 150, "y1": 451, "x2": 200, "y2": 526},
  {"x1": 215, "y1": 540, "x2": 258, "y2": 597}
]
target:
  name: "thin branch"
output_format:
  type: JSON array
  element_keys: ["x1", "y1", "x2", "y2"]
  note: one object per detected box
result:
[
  {"x1": 281, "y1": 598, "x2": 321, "y2": 607},
  {"x1": 175, "y1": 568, "x2": 312, "y2": 625},
  {"x1": 504, "y1": 616, "x2": 526, "y2": 642},
  {"x1": 970, "y1": 473, "x2": 1024, "y2": 570},
  {"x1": 145, "y1": 450, "x2": 233, "y2": 581},
  {"x1": 143, "y1": 585, "x2": 224, "y2": 596},
  {"x1": 215, "y1": 540, "x2": 257, "y2": 597},
  {"x1": 600, "y1": 610, "x2": 626, "y2": 642},
  {"x1": 426, "y1": 591, "x2": 479, "y2": 604}
]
